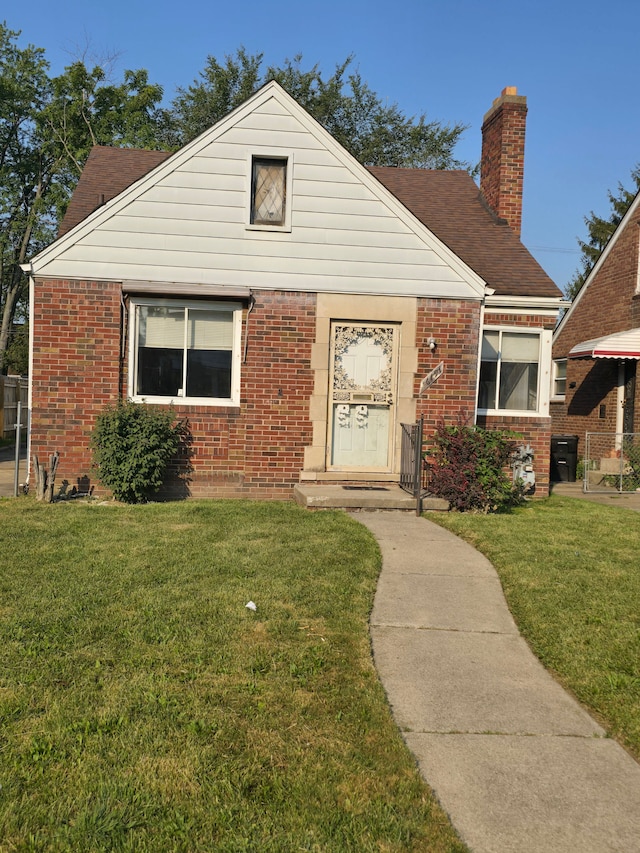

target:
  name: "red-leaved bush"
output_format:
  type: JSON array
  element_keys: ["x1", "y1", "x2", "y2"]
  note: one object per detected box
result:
[{"x1": 427, "y1": 416, "x2": 524, "y2": 512}]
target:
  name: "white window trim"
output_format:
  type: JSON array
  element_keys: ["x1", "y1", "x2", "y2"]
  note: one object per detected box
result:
[
  {"x1": 551, "y1": 358, "x2": 567, "y2": 402},
  {"x1": 477, "y1": 326, "x2": 551, "y2": 418},
  {"x1": 128, "y1": 296, "x2": 242, "y2": 407},
  {"x1": 245, "y1": 150, "x2": 293, "y2": 233}
]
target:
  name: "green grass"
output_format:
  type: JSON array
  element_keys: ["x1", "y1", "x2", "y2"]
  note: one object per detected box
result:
[
  {"x1": 432, "y1": 496, "x2": 640, "y2": 759},
  {"x1": 0, "y1": 498, "x2": 466, "y2": 853}
]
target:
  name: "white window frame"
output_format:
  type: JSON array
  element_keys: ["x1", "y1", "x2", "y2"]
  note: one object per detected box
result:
[
  {"x1": 245, "y1": 150, "x2": 293, "y2": 233},
  {"x1": 128, "y1": 297, "x2": 242, "y2": 407},
  {"x1": 477, "y1": 326, "x2": 549, "y2": 417},
  {"x1": 551, "y1": 358, "x2": 567, "y2": 401}
]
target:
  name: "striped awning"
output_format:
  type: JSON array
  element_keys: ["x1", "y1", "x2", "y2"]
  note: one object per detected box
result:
[{"x1": 568, "y1": 328, "x2": 640, "y2": 359}]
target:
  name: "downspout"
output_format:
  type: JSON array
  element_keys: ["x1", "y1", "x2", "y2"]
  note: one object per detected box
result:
[
  {"x1": 19, "y1": 262, "x2": 34, "y2": 488},
  {"x1": 27, "y1": 275, "x2": 34, "y2": 485},
  {"x1": 120, "y1": 289, "x2": 129, "y2": 400},
  {"x1": 243, "y1": 293, "x2": 256, "y2": 363},
  {"x1": 474, "y1": 287, "x2": 494, "y2": 423}
]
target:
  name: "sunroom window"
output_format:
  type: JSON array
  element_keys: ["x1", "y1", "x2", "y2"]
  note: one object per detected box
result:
[
  {"x1": 130, "y1": 299, "x2": 241, "y2": 405},
  {"x1": 478, "y1": 330, "x2": 540, "y2": 412}
]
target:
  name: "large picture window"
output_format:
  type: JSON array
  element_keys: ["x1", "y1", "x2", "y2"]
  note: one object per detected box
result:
[
  {"x1": 130, "y1": 299, "x2": 241, "y2": 405},
  {"x1": 478, "y1": 329, "x2": 540, "y2": 412}
]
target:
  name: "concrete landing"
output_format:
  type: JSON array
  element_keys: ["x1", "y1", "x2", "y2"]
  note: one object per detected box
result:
[{"x1": 293, "y1": 483, "x2": 449, "y2": 511}]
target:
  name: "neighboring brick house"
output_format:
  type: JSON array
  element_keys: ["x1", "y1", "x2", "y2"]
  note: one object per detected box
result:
[
  {"x1": 551, "y1": 188, "x2": 640, "y2": 469},
  {"x1": 24, "y1": 82, "x2": 562, "y2": 499}
]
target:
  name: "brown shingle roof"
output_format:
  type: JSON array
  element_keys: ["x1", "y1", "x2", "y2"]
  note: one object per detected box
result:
[
  {"x1": 368, "y1": 166, "x2": 561, "y2": 298},
  {"x1": 57, "y1": 146, "x2": 172, "y2": 237}
]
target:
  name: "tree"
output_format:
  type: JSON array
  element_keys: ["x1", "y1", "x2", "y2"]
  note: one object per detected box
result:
[
  {"x1": 1, "y1": 322, "x2": 28, "y2": 374},
  {"x1": 0, "y1": 24, "x2": 166, "y2": 368},
  {"x1": 0, "y1": 24, "x2": 50, "y2": 366},
  {"x1": 566, "y1": 165, "x2": 640, "y2": 300},
  {"x1": 167, "y1": 50, "x2": 472, "y2": 170}
]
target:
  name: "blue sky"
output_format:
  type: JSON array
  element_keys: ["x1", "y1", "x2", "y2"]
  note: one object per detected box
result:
[{"x1": 7, "y1": 0, "x2": 639, "y2": 292}]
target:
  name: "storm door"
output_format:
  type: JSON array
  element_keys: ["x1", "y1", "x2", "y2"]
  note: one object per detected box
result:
[{"x1": 328, "y1": 323, "x2": 397, "y2": 470}]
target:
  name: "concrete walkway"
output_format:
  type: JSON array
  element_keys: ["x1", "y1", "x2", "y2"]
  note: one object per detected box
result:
[
  {"x1": 358, "y1": 512, "x2": 640, "y2": 853},
  {"x1": 551, "y1": 480, "x2": 640, "y2": 511}
]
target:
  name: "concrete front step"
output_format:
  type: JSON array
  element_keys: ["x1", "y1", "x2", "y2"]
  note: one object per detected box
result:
[{"x1": 293, "y1": 483, "x2": 449, "y2": 511}]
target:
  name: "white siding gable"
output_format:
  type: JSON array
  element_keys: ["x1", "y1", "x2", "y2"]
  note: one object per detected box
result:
[{"x1": 30, "y1": 82, "x2": 486, "y2": 300}]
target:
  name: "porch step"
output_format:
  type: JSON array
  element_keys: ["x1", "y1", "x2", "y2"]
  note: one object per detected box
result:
[{"x1": 293, "y1": 484, "x2": 449, "y2": 512}]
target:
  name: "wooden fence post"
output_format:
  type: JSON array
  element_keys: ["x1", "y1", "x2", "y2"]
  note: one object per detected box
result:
[{"x1": 34, "y1": 452, "x2": 60, "y2": 502}]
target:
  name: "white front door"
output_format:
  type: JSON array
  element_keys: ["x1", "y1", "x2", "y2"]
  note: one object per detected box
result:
[{"x1": 328, "y1": 323, "x2": 397, "y2": 470}]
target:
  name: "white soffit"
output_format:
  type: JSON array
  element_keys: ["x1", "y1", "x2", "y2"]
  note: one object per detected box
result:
[{"x1": 568, "y1": 328, "x2": 640, "y2": 359}]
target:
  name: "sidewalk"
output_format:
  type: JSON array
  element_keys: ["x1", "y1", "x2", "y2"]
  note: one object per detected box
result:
[
  {"x1": 358, "y1": 512, "x2": 640, "y2": 853},
  {"x1": 551, "y1": 479, "x2": 640, "y2": 511}
]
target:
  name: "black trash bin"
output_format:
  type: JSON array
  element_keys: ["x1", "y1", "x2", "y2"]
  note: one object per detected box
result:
[{"x1": 550, "y1": 435, "x2": 578, "y2": 482}]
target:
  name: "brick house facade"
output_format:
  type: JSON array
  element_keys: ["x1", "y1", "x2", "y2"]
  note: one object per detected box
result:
[
  {"x1": 551, "y1": 189, "x2": 640, "y2": 465},
  {"x1": 25, "y1": 83, "x2": 562, "y2": 499}
]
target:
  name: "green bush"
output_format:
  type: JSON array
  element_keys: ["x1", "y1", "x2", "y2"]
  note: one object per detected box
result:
[
  {"x1": 91, "y1": 401, "x2": 186, "y2": 503},
  {"x1": 428, "y1": 417, "x2": 524, "y2": 512}
]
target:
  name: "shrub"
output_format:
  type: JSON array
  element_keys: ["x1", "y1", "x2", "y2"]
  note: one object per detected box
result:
[
  {"x1": 91, "y1": 401, "x2": 186, "y2": 503},
  {"x1": 427, "y1": 417, "x2": 524, "y2": 512}
]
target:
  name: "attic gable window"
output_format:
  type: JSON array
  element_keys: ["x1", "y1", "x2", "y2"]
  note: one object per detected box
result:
[{"x1": 247, "y1": 153, "x2": 292, "y2": 231}]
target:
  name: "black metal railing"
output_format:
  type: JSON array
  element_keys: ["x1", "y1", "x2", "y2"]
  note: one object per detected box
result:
[{"x1": 400, "y1": 416, "x2": 427, "y2": 513}]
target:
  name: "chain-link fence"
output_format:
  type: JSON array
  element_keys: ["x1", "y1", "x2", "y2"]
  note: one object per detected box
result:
[{"x1": 583, "y1": 433, "x2": 640, "y2": 493}]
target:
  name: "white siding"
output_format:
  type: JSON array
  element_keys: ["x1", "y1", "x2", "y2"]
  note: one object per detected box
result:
[{"x1": 31, "y1": 84, "x2": 485, "y2": 300}]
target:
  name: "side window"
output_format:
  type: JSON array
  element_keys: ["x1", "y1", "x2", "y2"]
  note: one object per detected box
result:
[
  {"x1": 552, "y1": 359, "x2": 567, "y2": 399},
  {"x1": 478, "y1": 329, "x2": 540, "y2": 413},
  {"x1": 247, "y1": 153, "x2": 292, "y2": 231},
  {"x1": 130, "y1": 299, "x2": 241, "y2": 406}
]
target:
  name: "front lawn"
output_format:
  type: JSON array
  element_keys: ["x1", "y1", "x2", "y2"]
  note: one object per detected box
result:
[
  {"x1": 0, "y1": 499, "x2": 465, "y2": 852},
  {"x1": 433, "y1": 495, "x2": 640, "y2": 760}
]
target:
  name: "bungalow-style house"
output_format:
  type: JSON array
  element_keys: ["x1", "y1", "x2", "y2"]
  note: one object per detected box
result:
[
  {"x1": 23, "y1": 83, "x2": 562, "y2": 499},
  {"x1": 551, "y1": 186, "x2": 640, "y2": 476}
]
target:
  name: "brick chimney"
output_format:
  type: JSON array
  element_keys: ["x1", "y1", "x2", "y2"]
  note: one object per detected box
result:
[{"x1": 480, "y1": 86, "x2": 527, "y2": 237}]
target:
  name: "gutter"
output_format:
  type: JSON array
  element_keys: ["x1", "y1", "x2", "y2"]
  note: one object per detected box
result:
[{"x1": 20, "y1": 262, "x2": 33, "y2": 487}]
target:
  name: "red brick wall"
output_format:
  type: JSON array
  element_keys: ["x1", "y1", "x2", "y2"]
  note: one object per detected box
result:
[
  {"x1": 552, "y1": 203, "x2": 640, "y2": 452},
  {"x1": 31, "y1": 279, "x2": 122, "y2": 494},
  {"x1": 484, "y1": 312, "x2": 554, "y2": 493},
  {"x1": 31, "y1": 279, "x2": 556, "y2": 499},
  {"x1": 412, "y1": 300, "x2": 553, "y2": 495},
  {"x1": 414, "y1": 297, "x2": 481, "y2": 430},
  {"x1": 480, "y1": 89, "x2": 527, "y2": 237},
  {"x1": 31, "y1": 281, "x2": 316, "y2": 499},
  {"x1": 476, "y1": 414, "x2": 552, "y2": 496}
]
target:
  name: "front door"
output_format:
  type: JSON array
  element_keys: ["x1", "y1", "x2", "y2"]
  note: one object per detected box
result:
[{"x1": 328, "y1": 323, "x2": 397, "y2": 470}]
